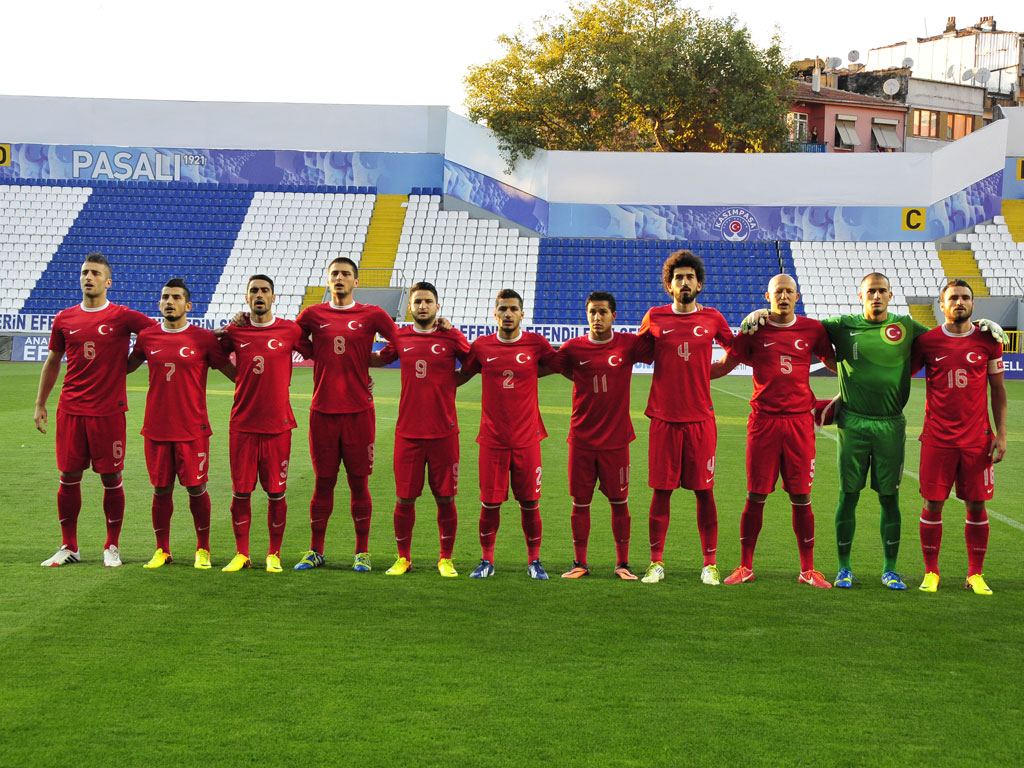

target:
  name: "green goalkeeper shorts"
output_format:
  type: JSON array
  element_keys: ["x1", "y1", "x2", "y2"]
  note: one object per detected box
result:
[{"x1": 835, "y1": 410, "x2": 906, "y2": 495}]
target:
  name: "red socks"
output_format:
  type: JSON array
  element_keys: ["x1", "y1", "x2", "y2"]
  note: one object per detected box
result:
[
  {"x1": 230, "y1": 495, "x2": 252, "y2": 557},
  {"x1": 309, "y1": 475, "x2": 337, "y2": 553},
  {"x1": 648, "y1": 489, "x2": 672, "y2": 562},
  {"x1": 57, "y1": 479, "x2": 82, "y2": 551},
  {"x1": 920, "y1": 507, "x2": 943, "y2": 574},
  {"x1": 695, "y1": 490, "x2": 718, "y2": 567},
  {"x1": 151, "y1": 493, "x2": 174, "y2": 552},
  {"x1": 479, "y1": 504, "x2": 501, "y2": 561},
  {"x1": 103, "y1": 483, "x2": 125, "y2": 549},
  {"x1": 394, "y1": 501, "x2": 415, "y2": 560},
  {"x1": 610, "y1": 500, "x2": 631, "y2": 565},
  {"x1": 267, "y1": 496, "x2": 287, "y2": 556},
  {"x1": 520, "y1": 503, "x2": 542, "y2": 562},
  {"x1": 965, "y1": 509, "x2": 989, "y2": 576},
  {"x1": 189, "y1": 490, "x2": 212, "y2": 551},
  {"x1": 570, "y1": 500, "x2": 591, "y2": 564},
  {"x1": 739, "y1": 498, "x2": 765, "y2": 569},
  {"x1": 347, "y1": 475, "x2": 372, "y2": 553},
  {"x1": 437, "y1": 501, "x2": 457, "y2": 559},
  {"x1": 792, "y1": 502, "x2": 815, "y2": 572}
]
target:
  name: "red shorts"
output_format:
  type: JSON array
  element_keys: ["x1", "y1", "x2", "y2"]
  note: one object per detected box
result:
[
  {"x1": 647, "y1": 418, "x2": 717, "y2": 491},
  {"x1": 55, "y1": 411, "x2": 126, "y2": 474},
  {"x1": 568, "y1": 443, "x2": 630, "y2": 500},
  {"x1": 144, "y1": 436, "x2": 211, "y2": 488},
  {"x1": 478, "y1": 441, "x2": 543, "y2": 504},
  {"x1": 308, "y1": 409, "x2": 375, "y2": 478},
  {"x1": 393, "y1": 433, "x2": 460, "y2": 499},
  {"x1": 919, "y1": 442, "x2": 994, "y2": 502},
  {"x1": 746, "y1": 413, "x2": 816, "y2": 495},
  {"x1": 229, "y1": 430, "x2": 292, "y2": 495}
]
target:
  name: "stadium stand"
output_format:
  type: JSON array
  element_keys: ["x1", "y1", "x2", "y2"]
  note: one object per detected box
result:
[
  {"x1": 393, "y1": 194, "x2": 539, "y2": 324},
  {"x1": 964, "y1": 208, "x2": 1024, "y2": 297}
]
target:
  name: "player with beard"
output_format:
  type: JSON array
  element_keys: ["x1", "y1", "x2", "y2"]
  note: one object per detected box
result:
[
  {"x1": 128, "y1": 279, "x2": 236, "y2": 570},
  {"x1": 637, "y1": 251, "x2": 732, "y2": 585},
  {"x1": 292, "y1": 257, "x2": 398, "y2": 573},
  {"x1": 913, "y1": 280, "x2": 1007, "y2": 595},
  {"x1": 371, "y1": 282, "x2": 470, "y2": 577}
]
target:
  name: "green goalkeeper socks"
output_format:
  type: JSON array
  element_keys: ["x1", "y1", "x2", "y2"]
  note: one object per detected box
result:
[
  {"x1": 835, "y1": 491, "x2": 859, "y2": 571},
  {"x1": 879, "y1": 494, "x2": 901, "y2": 572}
]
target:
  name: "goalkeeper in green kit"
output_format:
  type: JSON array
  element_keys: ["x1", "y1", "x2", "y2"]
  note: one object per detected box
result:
[{"x1": 743, "y1": 272, "x2": 1004, "y2": 590}]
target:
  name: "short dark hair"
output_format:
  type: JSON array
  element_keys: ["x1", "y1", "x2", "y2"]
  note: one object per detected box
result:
[
  {"x1": 859, "y1": 272, "x2": 890, "y2": 290},
  {"x1": 330, "y1": 256, "x2": 359, "y2": 278},
  {"x1": 662, "y1": 250, "x2": 705, "y2": 291},
  {"x1": 410, "y1": 281, "x2": 439, "y2": 301},
  {"x1": 495, "y1": 288, "x2": 523, "y2": 309},
  {"x1": 85, "y1": 252, "x2": 111, "y2": 277},
  {"x1": 940, "y1": 278, "x2": 973, "y2": 301},
  {"x1": 163, "y1": 278, "x2": 190, "y2": 303},
  {"x1": 248, "y1": 274, "x2": 275, "y2": 293},
  {"x1": 586, "y1": 290, "x2": 617, "y2": 313}
]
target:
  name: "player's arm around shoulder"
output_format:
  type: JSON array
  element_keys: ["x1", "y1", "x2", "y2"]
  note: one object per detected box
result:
[{"x1": 809, "y1": 318, "x2": 838, "y2": 372}]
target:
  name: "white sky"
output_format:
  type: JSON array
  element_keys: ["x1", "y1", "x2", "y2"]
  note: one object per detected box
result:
[{"x1": 2, "y1": 1, "x2": 1022, "y2": 114}]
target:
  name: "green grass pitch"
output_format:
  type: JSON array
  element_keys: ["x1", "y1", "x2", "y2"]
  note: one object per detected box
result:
[{"x1": 1, "y1": 363, "x2": 1022, "y2": 767}]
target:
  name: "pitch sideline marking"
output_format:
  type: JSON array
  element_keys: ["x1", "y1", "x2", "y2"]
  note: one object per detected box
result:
[{"x1": 710, "y1": 385, "x2": 1024, "y2": 533}]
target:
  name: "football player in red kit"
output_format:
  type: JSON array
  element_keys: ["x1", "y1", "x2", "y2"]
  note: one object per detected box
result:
[
  {"x1": 459, "y1": 289, "x2": 558, "y2": 579},
  {"x1": 127, "y1": 279, "x2": 236, "y2": 570},
  {"x1": 913, "y1": 279, "x2": 1007, "y2": 595},
  {"x1": 36, "y1": 253, "x2": 154, "y2": 567},
  {"x1": 219, "y1": 275, "x2": 310, "y2": 573},
  {"x1": 711, "y1": 274, "x2": 835, "y2": 588},
  {"x1": 372, "y1": 282, "x2": 470, "y2": 577},
  {"x1": 553, "y1": 291, "x2": 648, "y2": 580}
]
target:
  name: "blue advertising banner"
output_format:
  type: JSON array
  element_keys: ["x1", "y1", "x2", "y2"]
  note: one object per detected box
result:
[
  {"x1": 548, "y1": 171, "x2": 1004, "y2": 242},
  {"x1": 0, "y1": 143, "x2": 443, "y2": 194},
  {"x1": 443, "y1": 160, "x2": 549, "y2": 235},
  {"x1": 1003, "y1": 158, "x2": 1024, "y2": 200}
]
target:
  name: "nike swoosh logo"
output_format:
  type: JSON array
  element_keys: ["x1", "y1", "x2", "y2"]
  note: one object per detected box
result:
[
  {"x1": 396, "y1": 537, "x2": 409, "y2": 542},
  {"x1": 486, "y1": 356, "x2": 499, "y2": 362},
  {"x1": 763, "y1": 342, "x2": 776, "y2": 347},
  {"x1": 580, "y1": 360, "x2": 591, "y2": 366},
  {"x1": 886, "y1": 539, "x2": 900, "y2": 545},
  {"x1": 69, "y1": 329, "x2": 81, "y2": 334},
  {"x1": 148, "y1": 349, "x2": 159, "y2": 354},
  {"x1": 662, "y1": 329, "x2": 676, "y2": 335},
  {"x1": 838, "y1": 540, "x2": 851, "y2": 546},
  {"x1": 803, "y1": 537, "x2": 814, "y2": 543},
  {"x1": 239, "y1": 342, "x2": 251, "y2": 347},
  {"x1": 196, "y1": 475, "x2": 204, "y2": 481},
  {"x1": 935, "y1": 355, "x2": 948, "y2": 361},
  {"x1": 272, "y1": 522, "x2": 285, "y2": 529},
  {"x1": 403, "y1": 347, "x2": 415, "y2": 352},
  {"x1": 319, "y1": 323, "x2": 331, "y2": 328},
  {"x1": 440, "y1": 535, "x2": 453, "y2": 540},
  {"x1": 704, "y1": 478, "x2": 714, "y2": 484},
  {"x1": 620, "y1": 486, "x2": 628, "y2": 492},
  {"x1": 849, "y1": 331, "x2": 870, "y2": 336}
]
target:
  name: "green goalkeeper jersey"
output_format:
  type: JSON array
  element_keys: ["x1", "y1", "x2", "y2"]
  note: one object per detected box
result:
[{"x1": 822, "y1": 313, "x2": 929, "y2": 418}]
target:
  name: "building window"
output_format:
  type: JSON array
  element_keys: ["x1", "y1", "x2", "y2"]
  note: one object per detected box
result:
[
  {"x1": 834, "y1": 118, "x2": 861, "y2": 150},
  {"x1": 787, "y1": 112, "x2": 809, "y2": 142},
  {"x1": 946, "y1": 113, "x2": 975, "y2": 140},
  {"x1": 871, "y1": 118, "x2": 902, "y2": 151},
  {"x1": 912, "y1": 109, "x2": 939, "y2": 138}
]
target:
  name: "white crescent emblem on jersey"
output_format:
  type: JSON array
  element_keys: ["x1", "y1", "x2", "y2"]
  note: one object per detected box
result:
[
  {"x1": 609, "y1": 355, "x2": 622, "y2": 367},
  {"x1": 268, "y1": 338, "x2": 282, "y2": 350},
  {"x1": 795, "y1": 338, "x2": 807, "y2": 350},
  {"x1": 515, "y1": 352, "x2": 529, "y2": 364},
  {"x1": 179, "y1": 346, "x2": 195, "y2": 358},
  {"x1": 966, "y1": 351, "x2": 980, "y2": 363},
  {"x1": 348, "y1": 320, "x2": 362, "y2": 330},
  {"x1": 97, "y1": 324, "x2": 112, "y2": 335},
  {"x1": 693, "y1": 326, "x2": 708, "y2": 337},
  {"x1": 431, "y1": 344, "x2": 443, "y2": 355}
]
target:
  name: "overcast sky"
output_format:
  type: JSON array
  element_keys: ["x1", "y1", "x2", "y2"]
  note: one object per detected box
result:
[{"x1": 3, "y1": 1, "x2": 1022, "y2": 113}]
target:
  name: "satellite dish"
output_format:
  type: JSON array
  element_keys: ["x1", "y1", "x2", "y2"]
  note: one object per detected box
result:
[
  {"x1": 946, "y1": 65, "x2": 956, "y2": 79},
  {"x1": 962, "y1": 68, "x2": 976, "y2": 81},
  {"x1": 975, "y1": 67, "x2": 991, "y2": 84},
  {"x1": 901, "y1": 57, "x2": 914, "y2": 68},
  {"x1": 827, "y1": 56, "x2": 843, "y2": 69},
  {"x1": 882, "y1": 78, "x2": 901, "y2": 95},
  {"x1": 848, "y1": 50, "x2": 860, "y2": 63}
]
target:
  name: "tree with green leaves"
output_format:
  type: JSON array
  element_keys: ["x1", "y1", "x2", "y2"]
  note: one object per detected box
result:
[{"x1": 464, "y1": 0, "x2": 793, "y2": 169}]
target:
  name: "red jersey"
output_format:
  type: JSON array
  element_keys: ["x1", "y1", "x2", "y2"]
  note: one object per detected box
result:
[
  {"x1": 134, "y1": 323, "x2": 229, "y2": 441},
  {"x1": 221, "y1": 318, "x2": 306, "y2": 435},
  {"x1": 462, "y1": 331, "x2": 557, "y2": 448},
  {"x1": 729, "y1": 316, "x2": 832, "y2": 416},
  {"x1": 297, "y1": 301, "x2": 398, "y2": 415},
  {"x1": 639, "y1": 305, "x2": 732, "y2": 423},
  {"x1": 48, "y1": 301, "x2": 154, "y2": 416},
  {"x1": 377, "y1": 325, "x2": 471, "y2": 439},
  {"x1": 554, "y1": 332, "x2": 645, "y2": 449},
  {"x1": 914, "y1": 325, "x2": 1004, "y2": 447}
]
